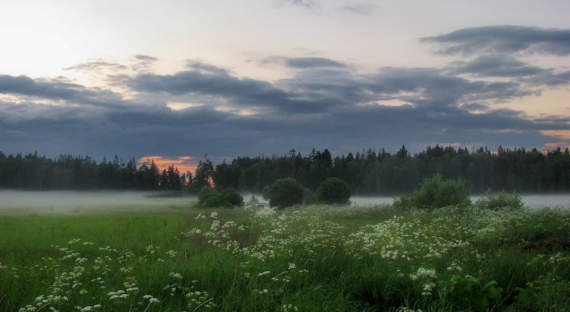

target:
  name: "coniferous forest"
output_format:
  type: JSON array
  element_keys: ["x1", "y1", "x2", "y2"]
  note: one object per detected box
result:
[
  {"x1": 1, "y1": 145, "x2": 569, "y2": 194},
  {"x1": 0, "y1": 153, "x2": 185, "y2": 191}
]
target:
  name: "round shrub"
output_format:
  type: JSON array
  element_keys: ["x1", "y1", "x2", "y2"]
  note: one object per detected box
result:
[
  {"x1": 476, "y1": 191, "x2": 523, "y2": 210},
  {"x1": 198, "y1": 186, "x2": 218, "y2": 208},
  {"x1": 264, "y1": 178, "x2": 304, "y2": 209},
  {"x1": 316, "y1": 177, "x2": 351, "y2": 205},
  {"x1": 202, "y1": 194, "x2": 222, "y2": 208},
  {"x1": 198, "y1": 186, "x2": 244, "y2": 208},
  {"x1": 220, "y1": 188, "x2": 244, "y2": 208},
  {"x1": 395, "y1": 174, "x2": 470, "y2": 210},
  {"x1": 302, "y1": 187, "x2": 317, "y2": 205}
]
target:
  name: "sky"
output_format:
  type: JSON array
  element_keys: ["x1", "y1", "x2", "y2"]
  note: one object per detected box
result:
[{"x1": 1, "y1": 0, "x2": 569, "y2": 171}]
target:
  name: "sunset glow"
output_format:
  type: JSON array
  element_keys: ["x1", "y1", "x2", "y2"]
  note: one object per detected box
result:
[{"x1": 138, "y1": 156, "x2": 198, "y2": 174}]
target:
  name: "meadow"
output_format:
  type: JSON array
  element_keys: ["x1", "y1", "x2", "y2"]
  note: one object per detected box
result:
[{"x1": 0, "y1": 199, "x2": 569, "y2": 311}]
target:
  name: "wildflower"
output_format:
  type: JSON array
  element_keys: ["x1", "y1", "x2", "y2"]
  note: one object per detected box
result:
[{"x1": 169, "y1": 272, "x2": 183, "y2": 280}]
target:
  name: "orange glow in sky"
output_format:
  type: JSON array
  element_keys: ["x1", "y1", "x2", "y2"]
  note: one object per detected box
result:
[
  {"x1": 542, "y1": 130, "x2": 570, "y2": 140},
  {"x1": 138, "y1": 156, "x2": 197, "y2": 174}
]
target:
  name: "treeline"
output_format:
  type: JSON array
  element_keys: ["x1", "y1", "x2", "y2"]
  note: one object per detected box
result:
[
  {"x1": 0, "y1": 153, "x2": 185, "y2": 190},
  {"x1": 211, "y1": 146, "x2": 570, "y2": 194},
  {"x1": 2, "y1": 146, "x2": 570, "y2": 193}
]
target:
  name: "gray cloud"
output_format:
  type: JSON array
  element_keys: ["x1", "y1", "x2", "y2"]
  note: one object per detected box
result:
[
  {"x1": 127, "y1": 62, "x2": 531, "y2": 118},
  {"x1": 422, "y1": 25, "x2": 570, "y2": 56},
  {"x1": 527, "y1": 70, "x2": 570, "y2": 86},
  {"x1": 64, "y1": 61, "x2": 128, "y2": 72},
  {"x1": 285, "y1": 57, "x2": 347, "y2": 69},
  {"x1": 447, "y1": 55, "x2": 545, "y2": 77},
  {"x1": 132, "y1": 55, "x2": 158, "y2": 72},
  {"x1": 0, "y1": 75, "x2": 125, "y2": 108},
  {"x1": 261, "y1": 56, "x2": 347, "y2": 69},
  {"x1": 461, "y1": 103, "x2": 489, "y2": 111},
  {"x1": 445, "y1": 55, "x2": 570, "y2": 86},
  {"x1": 186, "y1": 60, "x2": 231, "y2": 75},
  {"x1": 128, "y1": 67, "x2": 338, "y2": 113},
  {"x1": 134, "y1": 55, "x2": 158, "y2": 62},
  {"x1": 339, "y1": 3, "x2": 377, "y2": 15},
  {"x1": 282, "y1": 0, "x2": 319, "y2": 9},
  {"x1": 1, "y1": 44, "x2": 568, "y2": 158},
  {"x1": 279, "y1": 66, "x2": 532, "y2": 110},
  {"x1": 1, "y1": 98, "x2": 563, "y2": 158}
]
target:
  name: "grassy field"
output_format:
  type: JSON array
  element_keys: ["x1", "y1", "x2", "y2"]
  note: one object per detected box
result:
[{"x1": 0, "y1": 202, "x2": 569, "y2": 311}]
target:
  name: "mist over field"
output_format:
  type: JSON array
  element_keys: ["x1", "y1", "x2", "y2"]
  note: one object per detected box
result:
[
  {"x1": 352, "y1": 195, "x2": 570, "y2": 208},
  {"x1": 1, "y1": 191, "x2": 569, "y2": 213},
  {"x1": 0, "y1": 190, "x2": 194, "y2": 213}
]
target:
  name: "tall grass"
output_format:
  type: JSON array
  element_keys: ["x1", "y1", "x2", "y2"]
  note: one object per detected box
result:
[{"x1": 0, "y1": 204, "x2": 569, "y2": 311}]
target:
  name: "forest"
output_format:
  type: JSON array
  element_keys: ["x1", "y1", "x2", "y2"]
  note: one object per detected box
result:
[
  {"x1": 0, "y1": 153, "x2": 185, "y2": 191},
  {"x1": 1, "y1": 145, "x2": 569, "y2": 194}
]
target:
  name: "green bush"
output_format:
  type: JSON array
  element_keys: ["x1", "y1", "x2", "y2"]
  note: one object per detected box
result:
[
  {"x1": 316, "y1": 177, "x2": 351, "y2": 205},
  {"x1": 302, "y1": 187, "x2": 317, "y2": 205},
  {"x1": 198, "y1": 186, "x2": 218, "y2": 208},
  {"x1": 395, "y1": 174, "x2": 470, "y2": 210},
  {"x1": 220, "y1": 188, "x2": 244, "y2": 207},
  {"x1": 476, "y1": 191, "x2": 523, "y2": 210},
  {"x1": 198, "y1": 186, "x2": 243, "y2": 208},
  {"x1": 440, "y1": 275, "x2": 503, "y2": 311},
  {"x1": 264, "y1": 178, "x2": 304, "y2": 209}
]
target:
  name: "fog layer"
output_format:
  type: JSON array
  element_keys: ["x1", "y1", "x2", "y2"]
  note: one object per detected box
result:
[
  {"x1": 1, "y1": 191, "x2": 568, "y2": 214},
  {"x1": 0, "y1": 190, "x2": 194, "y2": 213}
]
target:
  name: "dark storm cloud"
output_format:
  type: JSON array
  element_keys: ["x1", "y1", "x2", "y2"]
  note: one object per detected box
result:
[
  {"x1": 447, "y1": 55, "x2": 545, "y2": 77},
  {"x1": 422, "y1": 25, "x2": 570, "y2": 56},
  {"x1": 63, "y1": 61, "x2": 128, "y2": 72}
]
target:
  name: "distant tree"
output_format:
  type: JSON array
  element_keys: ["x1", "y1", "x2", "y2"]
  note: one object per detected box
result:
[
  {"x1": 189, "y1": 159, "x2": 214, "y2": 193},
  {"x1": 316, "y1": 177, "x2": 351, "y2": 205},
  {"x1": 2, "y1": 146, "x2": 570, "y2": 194}
]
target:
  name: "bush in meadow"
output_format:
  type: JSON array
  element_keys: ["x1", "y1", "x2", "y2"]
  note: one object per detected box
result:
[
  {"x1": 395, "y1": 174, "x2": 470, "y2": 210},
  {"x1": 264, "y1": 178, "x2": 304, "y2": 209},
  {"x1": 316, "y1": 177, "x2": 351, "y2": 205},
  {"x1": 475, "y1": 191, "x2": 523, "y2": 210},
  {"x1": 302, "y1": 187, "x2": 317, "y2": 205},
  {"x1": 220, "y1": 188, "x2": 244, "y2": 207},
  {"x1": 198, "y1": 186, "x2": 218, "y2": 208},
  {"x1": 198, "y1": 186, "x2": 243, "y2": 208}
]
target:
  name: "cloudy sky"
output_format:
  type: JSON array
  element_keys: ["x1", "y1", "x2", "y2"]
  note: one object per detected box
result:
[{"x1": 1, "y1": 0, "x2": 569, "y2": 169}]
